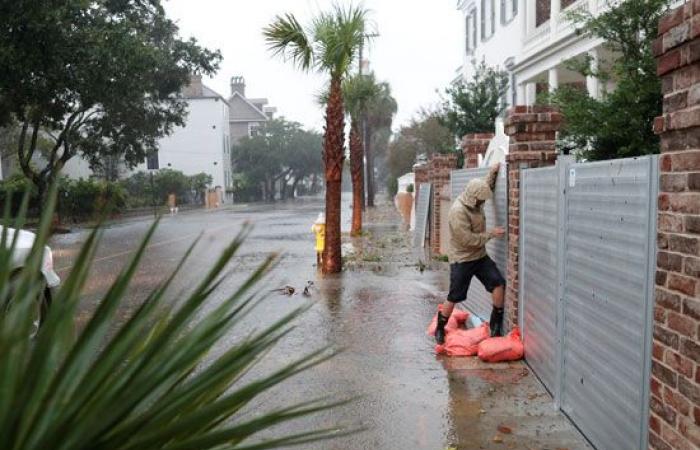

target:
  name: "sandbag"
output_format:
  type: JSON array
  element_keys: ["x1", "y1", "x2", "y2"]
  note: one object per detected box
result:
[
  {"x1": 426, "y1": 306, "x2": 470, "y2": 336},
  {"x1": 477, "y1": 327, "x2": 524, "y2": 362},
  {"x1": 435, "y1": 323, "x2": 490, "y2": 356}
]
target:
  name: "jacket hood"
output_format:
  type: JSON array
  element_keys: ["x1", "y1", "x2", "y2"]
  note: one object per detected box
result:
[{"x1": 458, "y1": 178, "x2": 492, "y2": 208}]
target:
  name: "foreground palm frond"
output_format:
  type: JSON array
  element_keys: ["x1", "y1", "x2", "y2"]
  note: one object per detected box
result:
[{"x1": 0, "y1": 187, "x2": 351, "y2": 450}]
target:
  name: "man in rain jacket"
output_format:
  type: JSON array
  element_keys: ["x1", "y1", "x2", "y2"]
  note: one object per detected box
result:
[{"x1": 435, "y1": 163, "x2": 506, "y2": 344}]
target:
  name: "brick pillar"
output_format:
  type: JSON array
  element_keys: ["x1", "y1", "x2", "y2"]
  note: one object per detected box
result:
[
  {"x1": 413, "y1": 162, "x2": 429, "y2": 202},
  {"x1": 462, "y1": 133, "x2": 495, "y2": 168},
  {"x1": 428, "y1": 153, "x2": 459, "y2": 255},
  {"x1": 649, "y1": 3, "x2": 700, "y2": 449},
  {"x1": 503, "y1": 105, "x2": 562, "y2": 330}
]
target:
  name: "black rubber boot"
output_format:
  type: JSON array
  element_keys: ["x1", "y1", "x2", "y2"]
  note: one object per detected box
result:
[
  {"x1": 490, "y1": 307, "x2": 504, "y2": 337},
  {"x1": 435, "y1": 312, "x2": 449, "y2": 345}
]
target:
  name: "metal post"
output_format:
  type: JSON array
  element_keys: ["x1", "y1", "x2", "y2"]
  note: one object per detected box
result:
[
  {"x1": 150, "y1": 171, "x2": 156, "y2": 218},
  {"x1": 554, "y1": 154, "x2": 574, "y2": 410}
]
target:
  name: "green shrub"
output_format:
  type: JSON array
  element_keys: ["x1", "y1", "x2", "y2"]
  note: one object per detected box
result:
[
  {"x1": 58, "y1": 178, "x2": 127, "y2": 220},
  {"x1": 406, "y1": 183, "x2": 414, "y2": 193},
  {"x1": 0, "y1": 173, "x2": 39, "y2": 215},
  {"x1": 387, "y1": 177, "x2": 398, "y2": 197}
]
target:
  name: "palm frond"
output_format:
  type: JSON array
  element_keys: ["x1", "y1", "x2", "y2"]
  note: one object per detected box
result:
[
  {"x1": 312, "y1": 4, "x2": 368, "y2": 79},
  {"x1": 0, "y1": 184, "x2": 353, "y2": 449},
  {"x1": 263, "y1": 13, "x2": 314, "y2": 71}
]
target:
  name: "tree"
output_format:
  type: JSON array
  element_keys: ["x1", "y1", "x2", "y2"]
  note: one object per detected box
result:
[
  {"x1": 440, "y1": 60, "x2": 509, "y2": 139},
  {"x1": 384, "y1": 109, "x2": 456, "y2": 193},
  {"x1": 231, "y1": 119, "x2": 322, "y2": 202},
  {"x1": 550, "y1": 0, "x2": 670, "y2": 160},
  {"x1": 265, "y1": 6, "x2": 367, "y2": 274},
  {"x1": 0, "y1": 0, "x2": 221, "y2": 202},
  {"x1": 341, "y1": 73, "x2": 380, "y2": 235},
  {"x1": 365, "y1": 82, "x2": 397, "y2": 207}
]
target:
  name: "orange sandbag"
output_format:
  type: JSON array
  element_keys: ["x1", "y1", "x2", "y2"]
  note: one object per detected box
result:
[
  {"x1": 477, "y1": 327, "x2": 524, "y2": 362},
  {"x1": 426, "y1": 306, "x2": 470, "y2": 336},
  {"x1": 435, "y1": 323, "x2": 490, "y2": 356}
]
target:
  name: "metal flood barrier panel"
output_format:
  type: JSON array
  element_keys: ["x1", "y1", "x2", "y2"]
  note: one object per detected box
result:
[
  {"x1": 519, "y1": 165, "x2": 559, "y2": 396},
  {"x1": 519, "y1": 156, "x2": 658, "y2": 450},
  {"x1": 413, "y1": 183, "x2": 432, "y2": 248},
  {"x1": 450, "y1": 165, "x2": 508, "y2": 320}
]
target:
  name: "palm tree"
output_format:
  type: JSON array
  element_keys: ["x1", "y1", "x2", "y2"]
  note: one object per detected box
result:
[
  {"x1": 365, "y1": 82, "x2": 397, "y2": 207},
  {"x1": 264, "y1": 6, "x2": 367, "y2": 274},
  {"x1": 342, "y1": 73, "x2": 380, "y2": 236}
]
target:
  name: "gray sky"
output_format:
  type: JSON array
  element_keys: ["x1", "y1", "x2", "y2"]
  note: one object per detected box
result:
[{"x1": 163, "y1": 1, "x2": 464, "y2": 133}]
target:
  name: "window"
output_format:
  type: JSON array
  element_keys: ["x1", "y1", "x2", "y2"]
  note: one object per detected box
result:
[
  {"x1": 536, "y1": 0, "x2": 551, "y2": 27},
  {"x1": 466, "y1": 9, "x2": 477, "y2": 53},
  {"x1": 561, "y1": 0, "x2": 577, "y2": 9},
  {"x1": 146, "y1": 151, "x2": 159, "y2": 170},
  {"x1": 248, "y1": 123, "x2": 260, "y2": 137},
  {"x1": 481, "y1": 0, "x2": 495, "y2": 40},
  {"x1": 501, "y1": 0, "x2": 518, "y2": 24}
]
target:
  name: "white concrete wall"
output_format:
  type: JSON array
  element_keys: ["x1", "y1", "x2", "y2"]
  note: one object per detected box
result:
[{"x1": 134, "y1": 98, "x2": 232, "y2": 193}]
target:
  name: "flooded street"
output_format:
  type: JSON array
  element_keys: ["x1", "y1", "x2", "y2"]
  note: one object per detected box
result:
[{"x1": 50, "y1": 196, "x2": 590, "y2": 450}]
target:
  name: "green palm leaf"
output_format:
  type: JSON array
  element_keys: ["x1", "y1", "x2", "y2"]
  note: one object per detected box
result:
[{"x1": 0, "y1": 186, "x2": 352, "y2": 449}]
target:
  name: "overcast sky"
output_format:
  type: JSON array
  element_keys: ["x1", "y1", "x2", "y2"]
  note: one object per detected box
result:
[{"x1": 163, "y1": 0, "x2": 464, "y2": 133}]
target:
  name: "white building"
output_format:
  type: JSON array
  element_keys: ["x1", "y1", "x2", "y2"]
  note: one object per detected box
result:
[
  {"x1": 133, "y1": 76, "x2": 233, "y2": 200},
  {"x1": 457, "y1": 0, "x2": 618, "y2": 108},
  {"x1": 60, "y1": 76, "x2": 234, "y2": 202}
]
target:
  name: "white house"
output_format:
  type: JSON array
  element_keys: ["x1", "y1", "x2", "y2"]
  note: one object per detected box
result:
[
  {"x1": 59, "y1": 76, "x2": 234, "y2": 202},
  {"x1": 132, "y1": 76, "x2": 233, "y2": 201},
  {"x1": 456, "y1": 0, "x2": 622, "y2": 108}
]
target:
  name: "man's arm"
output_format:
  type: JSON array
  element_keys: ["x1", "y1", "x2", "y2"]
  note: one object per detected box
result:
[
  {"x1": 450, "y1": 209, "x2": 493, "y2": 248},
  {"x1": 485, "y1": 162, "x2": 500, "y2": 192}
]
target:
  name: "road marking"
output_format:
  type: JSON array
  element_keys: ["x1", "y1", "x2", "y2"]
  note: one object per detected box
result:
[{"x1": 55, "y1": 224, "x2": 232, "y2": 273}]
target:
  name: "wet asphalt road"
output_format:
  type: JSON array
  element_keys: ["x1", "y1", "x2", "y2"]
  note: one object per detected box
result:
[{"x1": 50, "y1": 196, "x2": 591, "y2": 450}]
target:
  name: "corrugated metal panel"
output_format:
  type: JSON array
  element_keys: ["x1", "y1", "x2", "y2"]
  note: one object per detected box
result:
[
  {"x1": 561, "y1": 157, "x2": 657, "y2": 450},
  {"x1": 413, "y1": 183, "x2": 431, "y2": 248},
  {"x1": 450, "y1": 166, "x2": 507, "y2": 320},
  {"x1": 520, "y1": 166, "x2": 559, "y2": 395}
]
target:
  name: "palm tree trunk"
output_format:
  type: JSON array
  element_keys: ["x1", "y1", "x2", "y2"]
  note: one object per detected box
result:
[
  {"x1": 322, "y1": 77, "x2": 345, "y2": 274},
  {"x1": 349, "y1": 120, "x2": 363, "y2": 236},
  {"x1": 365, "y1": 123, "x2": 375, "y2": 207}
]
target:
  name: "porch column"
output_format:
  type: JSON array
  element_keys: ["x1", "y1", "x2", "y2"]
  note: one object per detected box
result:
[
  {"x1": 548, "y1": 67, "x2": 559, "y2": 93},
  {"x1": 525, "y1": 82, "x2": 537, "y2": 105},
  {"x1": 586, "y1": 49, "x2": 600, "y2": 99}
]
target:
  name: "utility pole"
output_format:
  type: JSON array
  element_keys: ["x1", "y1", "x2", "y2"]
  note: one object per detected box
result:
[{"x1": 359, "y1": 32, "x2": 378, "y2": 209}]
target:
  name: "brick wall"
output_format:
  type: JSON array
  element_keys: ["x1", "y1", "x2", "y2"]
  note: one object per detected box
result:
[
  {"x1": 428, "y1": 154, "x2": 459, "y2": 255},
  {"x1": 462, "y1": 133, "x2": 494, "y2": 168},
  {"x1": 503, "y1": 105, "x2": 562, "y2": 330},
  {"x1": 649, "y1": 2, "x2": 700, "y2": 449}
]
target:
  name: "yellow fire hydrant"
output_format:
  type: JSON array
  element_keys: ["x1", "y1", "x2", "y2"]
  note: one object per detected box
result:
[{"x1": 311, "y1": 212, "x2": 325, "y2": 267}]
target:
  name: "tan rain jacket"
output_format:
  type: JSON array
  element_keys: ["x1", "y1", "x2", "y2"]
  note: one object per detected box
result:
[{"x1": 447, "y1": 165, "x2": 499, "y2": 263}]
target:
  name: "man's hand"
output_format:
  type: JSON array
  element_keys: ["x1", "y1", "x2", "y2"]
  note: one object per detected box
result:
[{"x1": 490, "y1": 227, "x2": 506, "y2": 239}]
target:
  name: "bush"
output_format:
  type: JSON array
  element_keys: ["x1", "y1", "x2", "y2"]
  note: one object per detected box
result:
[
  {"x1": 406, "y1": 183, "x2": 414, "y2": 193},
  {"x1": 387, "y1": 177, "x2": 398, "y2": 197},
  {"x1": 0, "y1": 173, "x2": 39, "y2": 215},
  {"x1": 58, "y1": 178, "x2": 127, "y2": 220},
  {"x1": 121, "y1": 170, "x2": 212, "y2": 207}
]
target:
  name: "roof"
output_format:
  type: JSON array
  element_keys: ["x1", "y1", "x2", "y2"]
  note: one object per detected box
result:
[{"x1": 227, "y1": 92, "x2": 269, "y2": 122}]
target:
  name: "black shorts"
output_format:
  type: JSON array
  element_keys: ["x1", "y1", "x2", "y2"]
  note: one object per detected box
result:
[{"x1": 447, "y1": 256, "x2": 505, "y2": 303}]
